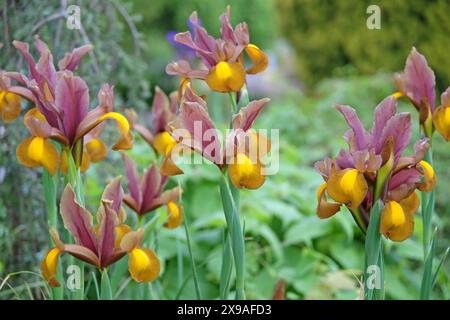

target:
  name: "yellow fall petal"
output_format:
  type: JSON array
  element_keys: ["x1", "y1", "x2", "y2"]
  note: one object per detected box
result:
[
  {"x1": 153, "y1": 131, "x2": 177, "y2": 156},
  {"x1": 40, "y1": 247, "x2": 61, "y2": 287},
  {"x1": 316, "y1": 182, "x2": 342, "y2": 219},
  {"x1": 327, "y1": 168, "x2": 368, "y2": 209},
  {"x1": 18, "y1": 136, "x2": 60, "y2": 175},
  {"x1": 16, "y1": 137, "x2": 40, "y2": 168},
  {"x1": 128, "y1": 247, "x2": 160, "y2": 282},
  {"x1": 380, "y1": 192, "x2": 419, "y2": 242},
  {"x1": 433, "y1": 106, "x2": 450, "y2": 141},
  {"x1": 164, "y1": 201, "x2": 184, "y2": 229},
  {"x1": 0, "y1": 91, "x2": 21, "y2": 122},
  {"x1": 228, "y1": 153, "x2": 265, "y2": 189},
  {"x1": 85, "y1": 138, "x2": 107, "y2": 162},
  {"x1": 417, "y1": 160, "x2": 436, "y2": 192},
  {"x1": 161, "y1": 155, "x2": 184, "y2": 176},
  {"x1": 206, "y1": 61, "x2": 245, "y2": 92},
  {"x1": 97, "y1": 112, "x2": 133, "y2": 150},
  {"x1": 245, "y1": 44, "x2": 269, "y2": 74},
  {"x1": 114, "y1": 224, "x2": 132, "y2": 249}
]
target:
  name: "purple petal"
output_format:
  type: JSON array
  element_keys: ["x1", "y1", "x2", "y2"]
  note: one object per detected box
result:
[
  {"x1": 372, "y1": 96, "x2": 397, "y2": 146},
  {"x1": 441, "y1": 86, "x2": 450, "y2": 107},
  {"x1": 34, "y1": 36, "x2": 57, "y2": 89},
  {"x1": 232, "y1": 98, "x2": 271, "y2": 131},
  {"x1": 101, "y1": 176, "x2": 123, "y2": 213},
  {"x1": 151, "y1": 86, "x2": 170, "y2": 134},
  {"x1": 335, "y1": 150, "x2": 354, "y2": 169},
  {"x1": 335, "y1": 104, "x2": 370, "y2": 151},
  {"x1": 97, "y1": 201, "x2": 118, "y2": 267},
  {"x1": 56, "y1": 72, "x2": 89, "y2": 143},
  {"x1": 58, "y1": 44, "x2": 93, "y2": 71},
  {"x1": 122, "y1": 153, "x2": 142, "y2": 209},
  {"x1": 140, "y1": 164, "x2": 162, "y2": 214},
  {"x1": 401, "y1": 47, "x2": 436, "y2": 111},
  {"x1": 60, "y1": 185, "x2": 97, "y2": 253},
  {"x1": 177, "y1": 92, "x2": 222, "y2": 164},
  {"x1": 378, "y1": 113, "x2": 412, "y2": 162},
  {"x1": 220, "y1": 6, "x2": 236, "y2": 43}
]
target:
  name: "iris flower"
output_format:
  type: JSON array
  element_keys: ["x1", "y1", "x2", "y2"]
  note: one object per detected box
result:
[
  {"x1": 395, "y1": 47, "x2": 450, "y2": 141},
  {"x1": 122, "y1": 153, "x2": 183, "y2": 228},
  {"x1": 315, "y1": 96, "x2": 435, "y2": 241},
  {"x1": 166, "y1": 6, "x2": 268, "y2": 93},
  {"x1": 167, "y1": 85, "x2": 270, "y2": 189},
  {"x1": 127, "y1": 87, "x2": 178, "y2": 157},
  {"x1": 7, "y1": 37, "x2": 132, "y2": 175},
  {"x1": 41, "y1": 177, "x2": 160, "y2": 286}
]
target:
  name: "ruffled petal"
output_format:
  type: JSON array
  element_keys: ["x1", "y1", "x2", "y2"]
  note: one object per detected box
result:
[
  {"x1": 40, "y1": 247, "x2": 62, "y2": 287},
  {"x1": 380, "y1": 192, "x2": 419, "y2": 242},
  {"x1": 316, "y1": 183, "x2": 342, "y2": 219},
  {"x1": 416, "y1": 160, "x2": 436, "y2": 192},
  {"x1": 85, "y1": 138, "x2": 107, "y2": 162},
  {"x1": 164, "y1": 201, "x2": 184, "y2": 229},
  {"x1": 0, "y1": 91, "x2": 21, "y2": 122},
  {"x1": 76, "y1": 112, "x2": 133, "y2": 151},
  {"x1": 327, "y1": 168, "x2": 368, "y2": 209},
  {"x1": 18, "y1": 136, "x2": 60, "y2": 175},
  {"x1": 245, "y1": 44, "x2": 269, "y2": 74},
  {"x1": 433, "y1": 105, "x2": 450, "y2": 141},
  {"x1": 228, "y1": 153, "x2": 265, "y2": 189},
  {"x1": 128, "y1": 247, "x2": 160, "y2": 283}
]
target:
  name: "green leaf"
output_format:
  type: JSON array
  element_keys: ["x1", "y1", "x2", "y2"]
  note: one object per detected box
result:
[{"x1": 100, "y1": 270, "x2": 113, "y2": 300}]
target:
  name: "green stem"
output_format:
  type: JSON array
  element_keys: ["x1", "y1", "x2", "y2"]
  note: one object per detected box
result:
[
  {"x1": 100, "y1": 269, "x2": 113, "y2": 300},
  {"x1": 42, "y1": 169, "x2": 63, "y2": 300},
  {"x1": 363, "y1": 200, "x2": 384, "y2": 300},
  {"x1": 183, "y1": 212, "x2": 202, "y2": 300},
  {"x1": 228, "y1": 92, "x2": 238, "y2": 113},
  {"x1": 420, "y1": 147, "x2": 435, "y2": 300},
  {"x1": 64, "y1": 148, "x2": 85, "y2": 300},
  {"x1": 219, "y1": 173, "x2": 245, "y2": 300}
]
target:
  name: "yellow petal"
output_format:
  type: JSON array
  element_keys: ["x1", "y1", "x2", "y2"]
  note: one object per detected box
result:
[
  {"x1": 40, "y1": 247, "x2": 61, "y2": 287},
  {"x1": 114, "y1": 224, "x2": 132, "y2": 249},
  {"x1": 0, "y1": 91, "x2": 21, "y2": 122},
  {"x1": 128, "y1": 247, "x2": 160, "y2": 282},
  {"x1": 85, "y1": 138, "x2": 107, "y2": 162},
  {"x1": 327, "y1": 168, "x2": 368, "y2": 209},
  {"x1": 417, "y1": 160, "x2": 436, "y2": 192},
  {"x1": 433, "y1": 106, "x2": 450, "y2": 141},
  {"x1": 17, "y1": 136, "x2": 60, "y2": 175},
  {"x1": 206, "y1": 61, "x2": 245, "y2": 92},
  {"x1": 164, "y1": 201, "x2": 184, "y2": 229},
  {"x1": 161, "y1": 155, "x2": 184, "y2": 176},
  {"x1": 24, "y1": 107, "x2": 46, "y2": 123},
  {"x1": 316, "y1": 182, "x2": 342, "y2": 219},
  {"x1": 391, "y1": 91, "x2": 403, "y2": 100},
  {"x1": 228, "y1": 153, "x2": 265, "y2": 189},
  {"x1": 380, "y1": 192, "x2": 418, "y2": 242},
  {"x1": 153, "y1": 131, "x2": 177, "y2": 156},
  {"x1": 245, "y1": 44, "x2": 269, "y2": 74},
  {"x1": 16, "y1": 137, "x2": 40, "y2": 168},
  {"x1": 97, "y1": 112, "x2": 133, "y2": 150}
]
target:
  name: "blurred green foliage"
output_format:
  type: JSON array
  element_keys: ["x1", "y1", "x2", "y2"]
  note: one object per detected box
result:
[{"x1": 276, "y1": 0, "x2": 450, "y2": 90}]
